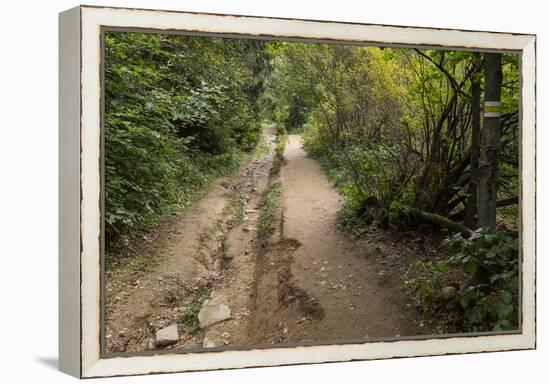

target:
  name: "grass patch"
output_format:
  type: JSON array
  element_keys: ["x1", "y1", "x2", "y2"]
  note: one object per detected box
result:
[
  {"x1": 259, "y1": 181, "x2": 282, "y2": 238},
  {"x1": 253, "y1": 124, "x2": 270, "y2": 159},
  {"x1": 125, "y1": 253, "x2": 155, "y2": 274},
  {"x1": 222, "y1": 198, "x2": 247, "y2": 225},
  {"x1": 275, "y1": 129, "x2": 288, "y2": 158},
  {"x1": 180, "y1": 291, "x2": 210, "y2": 327},
  {"x1": 234, "y1": 206, "x2": 246, "y2": 224}
]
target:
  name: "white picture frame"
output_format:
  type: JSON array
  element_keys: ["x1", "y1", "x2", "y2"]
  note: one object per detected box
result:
[{"x1": 59, "y1": 5, "x2": 536, "y2": 378}]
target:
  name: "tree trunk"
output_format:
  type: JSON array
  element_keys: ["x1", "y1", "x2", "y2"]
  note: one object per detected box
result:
[
  {"x1": 464, "y1": 53, "x2": 482, "y2": 228},
  {"x1": 471, "y1": 53, "x2": 503, "y2": 287},
  {"x1": 477, "y1": 53, "x2": 503, "y2": 229}
]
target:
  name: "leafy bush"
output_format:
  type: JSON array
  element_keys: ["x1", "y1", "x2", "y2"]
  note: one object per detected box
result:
[
  {"x1": 104, "y1": 32, "x2": 271, "y2": 249},
  {"x1": 443, "y1": 228, "x2": 519, "y2": 282},
  {"x1": 303, "y1": 118, "x2": 412, "y2": 232},
  {"x1": 404, "y1": 228, "x2": 519, "y2": 332},
  {"x1": 276, "y1": 43, "x2": 519, "y2": 234},
  {"x1": 404, "y1": 260, "x2": 450, "y2": 314},
  {"x1": 443, "y1": 228, "x2": 519, "y2": 331}
]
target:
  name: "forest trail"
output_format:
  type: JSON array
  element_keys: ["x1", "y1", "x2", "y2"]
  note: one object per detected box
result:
[
  {"x1": 103, "y1": 33, "x2": 520, "y2": 352},
  {"x1": 246, "y1": 134, "x2": 425, "y2": 343}
]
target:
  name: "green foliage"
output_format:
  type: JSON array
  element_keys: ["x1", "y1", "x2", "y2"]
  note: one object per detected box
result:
[
  {"x1": 275, "y1": 129, "x2": 288, "y2": 158},
  {"x1": 292, "y1": 46, "x2": 421, "y2": 229},
  {"x1": 444, "y1": 228, "x2": 519, "y2": 331},
  {"x1": 405, "y1": 228, "x2": 519, "y2": 332},
  {"x1": 234, "y1": 207, "x2": 246, "y2": 224},
  {"x1": 259, "y1": 182, "x2": 282, "y2": 237},
  {"x1": 253, "y1": 124, "x2": 270, "y2": 159},
  {"x1": 404, "y1": 260, "x2": 450, "y2": 313},
  {"x1": 303, "y1": 117, "x2": 408, "y2": 233},
  {"x1": 443, "y1": 228, "x2": 519, "y2": 280},
  {"x1": 284, "y1": 94, "x2": 310, "y2": 132},
  {"x1": 180, "y1": 292, "x2": 210, "y2": 327},
  {"x1": 105, "y1": 32, "x2": 271, "y2": 248},
  {"x1": 289, "y1": 45, "x2": 520, "y2": 233}
]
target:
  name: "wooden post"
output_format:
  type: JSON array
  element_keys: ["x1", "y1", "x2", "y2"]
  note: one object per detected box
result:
[{"x1": 477, "y1": 53, "x2": 503, "y2": 229}]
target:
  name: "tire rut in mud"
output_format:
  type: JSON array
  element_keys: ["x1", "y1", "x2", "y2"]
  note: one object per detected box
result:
[{"x1": 247, "y1": 179, "x2": 325, "y2": 345}]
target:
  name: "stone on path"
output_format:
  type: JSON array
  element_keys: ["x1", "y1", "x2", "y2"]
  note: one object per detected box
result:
[
  {"x1": 198, "y1": 296, "x2": 232, "y2": 329},
  {"x1": 146, "y1": 338, "x2": 156, "y2": 350},
  {"x1": 155, "y1": 324, "x2": 179, "y2": 348},
  {"x1": 202, "y1": 335, "x2": 216, "y2": 348}
]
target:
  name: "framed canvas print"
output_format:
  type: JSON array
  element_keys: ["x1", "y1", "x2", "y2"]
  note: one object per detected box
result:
[{"x1": 59, "y1": 5, "x2": 536, "y2": 378}]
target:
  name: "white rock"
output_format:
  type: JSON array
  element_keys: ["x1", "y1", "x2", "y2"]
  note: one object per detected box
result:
[
  {"x1": 202, "y1": 336, "x2": 216, "y2": 348},
  {"x1": 155, "y1": 324, "x2": 179, "y2": 348},
  {"x1": 198, "y1": 297, "x2": 232, "y2": 328}
]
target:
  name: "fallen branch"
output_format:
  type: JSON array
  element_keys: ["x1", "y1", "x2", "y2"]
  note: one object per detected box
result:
[
  {"x1": 496, "y1": 196, "x2": 518, "y2": 207},
  {"x1": 405, "y1": 206, "x2": 474, "y2": 237}
]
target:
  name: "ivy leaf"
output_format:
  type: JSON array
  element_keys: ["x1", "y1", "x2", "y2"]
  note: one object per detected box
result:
[{"x1": 464, "y1": 260, "x2": 478, "y2": 275}]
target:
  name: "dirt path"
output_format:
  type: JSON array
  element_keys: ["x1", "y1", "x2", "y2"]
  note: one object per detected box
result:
[
  {"x1": 106, "y1": 129, "x2": 430, "y2": 354},
  {"x1": 247, "y1": 134, "x2": 427, "y2": 344},
  {"x1": 105, "y1": 125, "x2": 278, "y2": 353}
]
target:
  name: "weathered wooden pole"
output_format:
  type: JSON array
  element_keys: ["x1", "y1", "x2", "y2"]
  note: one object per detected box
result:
[{"x1": 477, "y1": 53, "x2": 503, "y2": 229}]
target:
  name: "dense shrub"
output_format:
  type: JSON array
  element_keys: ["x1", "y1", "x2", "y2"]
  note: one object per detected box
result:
[
  {"x1": 104, "y1": 32, "x2": 271, "y2": 247},
  {"x1": 404, "y1": 228, "x2": 519, "y2": 332},
  {"x1": 283, "y1": 46, "x2": 520, "y2": 231}
]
